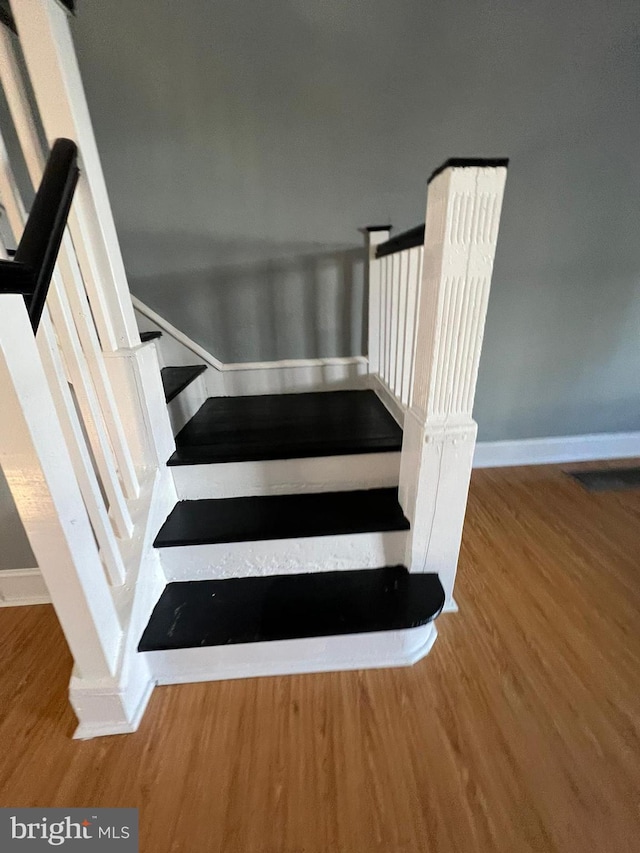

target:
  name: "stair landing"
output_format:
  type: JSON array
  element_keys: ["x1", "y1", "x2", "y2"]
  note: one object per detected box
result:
[{"x1": 168, "y1": 389, "x2": 402, "y2": 465}]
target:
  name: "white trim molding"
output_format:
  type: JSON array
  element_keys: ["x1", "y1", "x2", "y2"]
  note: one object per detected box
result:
[
  {"x1": 0, "y1": 568, "x2": 50, "y2": 607},
  {"x1": 473, "y1": 431, "x2": 640, "y2": 468},
  {"x1": 144, "y1": 622, "x2": 438, "y2": 686},
  {"x1": 132, "y1": 296, "x2": 366, "y2": 374},
  {"x1": 133, "y1": 297, "x2": 368, "y2": 397}
]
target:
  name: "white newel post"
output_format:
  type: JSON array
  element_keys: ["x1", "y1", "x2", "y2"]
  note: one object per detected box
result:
[
  {"x1": 399, "y1": 161, "x2": 508, "y2": 605},
  {"x1": 365, "y1": 227, "x2": 390, "y2": 376},
  {"x1": 9, "y1": 0, "x2": 174, "y2": 469}
]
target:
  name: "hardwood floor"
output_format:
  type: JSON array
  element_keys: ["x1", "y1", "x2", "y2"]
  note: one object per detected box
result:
[{"x1": 1, "y1": 462, "x2": 639, "y2": 852}]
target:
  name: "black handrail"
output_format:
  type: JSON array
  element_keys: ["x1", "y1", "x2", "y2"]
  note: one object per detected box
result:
[
  {"x1": 376, "y1": 224, "x2": 425, "y2": 259},
  {"x1": 0, "y1": 138, "x2": 79, "y2": 331}
]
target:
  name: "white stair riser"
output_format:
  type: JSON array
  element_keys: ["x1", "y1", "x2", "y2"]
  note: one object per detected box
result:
[
  {"x1": 157, "y1": 530, "x2": 408, "y2": 581},
  {"x1": 167, "y1": 374, "x2": 207, "y2": 436},
  {"x1": 143, "y1": 621, "x2": 438, "y2": 685},
  {"x1": 170, "y1": 451, "x2": 401, "y2": 499}
]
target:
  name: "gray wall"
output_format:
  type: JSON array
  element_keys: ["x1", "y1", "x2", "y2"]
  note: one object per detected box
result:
[
  {"x1": 0, "y1": 466, "x2": 35, "y2": 570},
  {"x1": 1, "y1": 0, "x2": 639, "y2": 570},
  {"x1": 69, "y1": 0, "x2": 640, "y2": 440}
]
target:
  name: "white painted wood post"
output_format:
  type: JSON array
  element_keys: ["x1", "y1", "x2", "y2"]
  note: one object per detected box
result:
[
  {"x1": 0, "y1": 294, "x2": 122, "y2": 679},
  {"x1": 9, "y1": 0, "x2": 139, "y2": 353},
  {"x1": 365, "y1": 227, "x2": 390, "y2": 376},
  {"x1": 399, "y1": 160, "x2": 508, "y2": 605}
]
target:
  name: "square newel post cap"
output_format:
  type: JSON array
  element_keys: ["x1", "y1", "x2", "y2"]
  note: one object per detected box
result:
[
  {"x1": 428, "y1": 158, "x2": 510, "y2": 184},
  {"x1": 361, "y1": 225, "x2": 392, "y2": 247}
]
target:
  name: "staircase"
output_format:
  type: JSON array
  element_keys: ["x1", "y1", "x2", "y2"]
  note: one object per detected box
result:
[
  {"x1": 0, "y1": 0, "x2": 508, "y2": 739},
  {"x1": 135, "y1": 362, "x2": 444, "y2": 684}
]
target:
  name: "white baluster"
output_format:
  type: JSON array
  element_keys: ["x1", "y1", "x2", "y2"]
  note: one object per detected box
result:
[
  {"x1": 47, "y1": 282, "x2": 135, "y2": 537},
  {"x1": 38, "y1": 309, "x2": 127, "y2": 584},
  {"x1": 384, "y1": 255, "x2": 393, "y2": 386},
  {"x1": 400, "y1": 246, "x2": 421, "y2": 406},
  {"x1": 389, "y1": 252, "x2": 400, "y2": 395},
  {"x1": 394, "y1": 250, "x2": 408, "y2": 395},
  {"x1": 365, "y1": 228, "x2": 389, "y2": 377},
  {"x1": 379, "y1": 256, "x2": 387, "y2": 383}
]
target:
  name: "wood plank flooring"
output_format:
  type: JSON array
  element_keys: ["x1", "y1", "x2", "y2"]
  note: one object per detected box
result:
[{"x1": 1, "y1": 461, "x2": 639, "y2": 853}]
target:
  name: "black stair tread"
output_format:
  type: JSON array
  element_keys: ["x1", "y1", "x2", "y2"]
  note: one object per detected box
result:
[
  {"x1": 138, "y1": 566, "x2": 445, "y2": 651},
  {"x1": 154, "y1": 487, "x2": 409, "y2": 548},
  {"x1": 140, "y1": 330, "x2": 162, "y2": 342},
  {"x1": 168, "y1": 389, "x2": 402, "y2": 465},
  {"x1": 161, "y1": 365, "x2": 207, "y2": 403}
]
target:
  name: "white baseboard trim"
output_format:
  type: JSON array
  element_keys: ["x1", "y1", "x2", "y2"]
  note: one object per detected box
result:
[
  {"x1": 166, "y1": 373, "x2": 207, "y2": 436},
  {"x1": 144, "y1": 621, "x2": 438, "y2": 686},
  {"x1": 0, "y1": 568, "x2": 50, "y2": 607},
  {"x1": 134, "y1": 300, "x2": 369, "y2": 397},
  {"x1": 214, "y1": 361, "x2": 368, "y2": 397},
  {"x1": 71, "y1": 670, "x2": 155, "y2": 740},
  {"x1": 368, "y1": 374, "x2": 405, "y2": 427},
  {"x1": 133, "y1": 297, "x2": 366, "y2": 374},
  {"x1": 473, "y1": 431, "x2": 640, "y2": 469}
]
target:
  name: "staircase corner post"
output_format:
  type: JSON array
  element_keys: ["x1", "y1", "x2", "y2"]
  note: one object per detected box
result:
[{"x1": 398, "y1": 160, "x2": 508, "y2": 604}]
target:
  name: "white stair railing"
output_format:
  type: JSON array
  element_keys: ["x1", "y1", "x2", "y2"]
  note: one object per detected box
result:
[
  {"x1": 366, "y1": 226, "x2": 424, "y2": 420},
  {"x1": 0, "y1": 0, "x2": 177, "y2": 736},
  {"x1": 0, "y1": 0, "x2": 508, "y2": 735},
  {"x1": 0, "y1": 293, "x2": 123, "y2": 679},
  {"x1": 3, "y1": 0, "x2": 174, "y2": 472},
  {"x1": 10, "y1": 0, "x2": 140, "y2": 353},
  {"x1": 0, "y1": 135, "x2": 129, "y2": 581}
]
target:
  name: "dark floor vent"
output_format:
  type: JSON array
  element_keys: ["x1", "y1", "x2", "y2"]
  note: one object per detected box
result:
[{"x1": 567, "y1": 467, "x2": 640, "y2": 492}]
